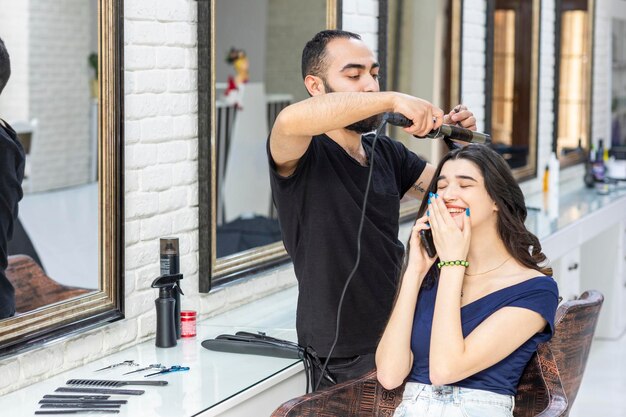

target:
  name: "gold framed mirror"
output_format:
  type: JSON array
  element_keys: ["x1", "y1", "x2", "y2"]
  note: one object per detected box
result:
[
  {"x1": 0, "y1": 0, "x2": 123, "y2": 355},
  {"x1": 198, "y1": 0, "x2": 341, "y2": 291},
  {"x1": 485, "y1": 0, "x2": 540, "y2": 180},
  {"x1": 554, "y1": 0, "x2": 595, "y2": 167}
]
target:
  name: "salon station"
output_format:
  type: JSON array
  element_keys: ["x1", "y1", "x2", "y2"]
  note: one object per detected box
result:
[{"x1": 0, "y1": 0, "x2": 626, "y2": 416}]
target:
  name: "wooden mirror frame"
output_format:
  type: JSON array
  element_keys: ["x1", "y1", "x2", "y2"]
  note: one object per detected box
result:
[
  {"x1": 553, "y1": 0, "x2": 595, "y2": 168},
  {"x1": 0, "y1": 0, "x2": 124, "y2": 357},
  {"x1": 485, "y1": 0, "x2": 540, "y2": 181},
  {"x1": 197, "y1": 0, "x2": 342, "y2": 292}
]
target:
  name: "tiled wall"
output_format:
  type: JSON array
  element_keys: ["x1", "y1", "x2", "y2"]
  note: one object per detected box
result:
[{"x1": 1, "y1": 0, "x2": 621, "y2": 395}]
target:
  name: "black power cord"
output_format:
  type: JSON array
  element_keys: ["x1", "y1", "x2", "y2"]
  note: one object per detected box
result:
[{"x1": 313, "y1": 115, "x2": 392, "y2": 391}]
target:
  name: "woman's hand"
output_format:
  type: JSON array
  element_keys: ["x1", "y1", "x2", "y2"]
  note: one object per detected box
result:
[
  {"x1": 427, "y1": 193, "x2": 471, "y2": 262},
  {"x1": 406, "y1": 215, "x2": 437, "y2": 276}
]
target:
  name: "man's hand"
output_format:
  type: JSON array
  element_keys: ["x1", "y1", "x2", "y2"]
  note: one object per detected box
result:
[
  {"x1": 443, "y1": 104, "x2": 476, "y2": 131},
  {"x1": 392, "y1": 93, "x2": 444, "y2": 137}
]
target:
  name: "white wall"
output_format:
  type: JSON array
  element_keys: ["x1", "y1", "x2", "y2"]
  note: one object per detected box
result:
[
  {"x1": 28, "y1": 0, "x2": 94, "y2": 192},
  {"x1": 215, "y1": 0, "x2": 268, "y2": 84},
  {"x1": 0, "y1": 0, "x2": 30, "y2": 122},
  {"x1": 0, "y1": 0, "x2": 96, "y2": 192},
  {"x1": 615, "y1": 0, "x2": 626, "y2": 19}
]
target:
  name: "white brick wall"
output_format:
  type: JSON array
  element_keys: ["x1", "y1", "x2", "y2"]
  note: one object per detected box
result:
[
  {"x1": 462, "y1": 0, "x2": 487, "y2": 132},
  {"x1": 0, "y1": 0, "x2": 620, "y2": 396},
  {"x1": 343, "y1": 0, "x2": 379, "y2": 54},
  {"x1": 593, "y1": 0, "x2": 613, "y2": 147}
]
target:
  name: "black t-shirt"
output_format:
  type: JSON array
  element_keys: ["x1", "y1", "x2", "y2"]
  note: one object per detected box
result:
[
  {"x1": 268, "y1": 133, "x2": 426, "y2": 357},
  {"x1": 0, "y1": 120, "x2": 25, "y2": 319}
]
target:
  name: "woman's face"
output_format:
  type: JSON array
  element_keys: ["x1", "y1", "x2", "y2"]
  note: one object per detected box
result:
[{"x1": 435, "y1": 158, "x2": 497, "y2": 231}]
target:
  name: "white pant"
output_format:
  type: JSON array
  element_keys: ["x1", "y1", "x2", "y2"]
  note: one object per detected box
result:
[{"x1": 393, "y1": 382, "x2": 515, "y2": 417}]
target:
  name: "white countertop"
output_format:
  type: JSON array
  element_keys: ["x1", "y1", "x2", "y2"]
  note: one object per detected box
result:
[
  {"x1": 524, "y1": 179, "x2": 626, "y2": 240},
  {"x1": 0, "y1": 286, "x2": 301, "y2": 416}
]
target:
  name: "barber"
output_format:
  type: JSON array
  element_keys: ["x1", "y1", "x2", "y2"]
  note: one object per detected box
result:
[
  {"x1": 0, "y1": 37, "x2": 26, "y2": 319},
  {"x1": 267, "y1": 30, "x2": 477, "y2": 389}
]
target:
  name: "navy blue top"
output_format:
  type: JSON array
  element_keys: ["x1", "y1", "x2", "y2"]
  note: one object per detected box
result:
[{"x1": 408, "y1": 276, "x2": 559, "y2": 395}]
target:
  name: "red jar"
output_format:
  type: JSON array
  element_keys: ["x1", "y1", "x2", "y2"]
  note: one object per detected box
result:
[{"x1": 180, "y1": 310, "x2": 197, "y2": 338}]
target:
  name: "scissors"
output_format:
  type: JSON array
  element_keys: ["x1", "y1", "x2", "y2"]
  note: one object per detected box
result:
[{"x1": 145, "y1": 365, "x2": 190, "y2": 377}]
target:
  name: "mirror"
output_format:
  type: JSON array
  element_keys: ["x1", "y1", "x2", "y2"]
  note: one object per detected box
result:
[
  {"x1": 198, "y1": 0, "x2": 340, "y2": 290},
  {"x1": 485, "y1": 0, "x2": 540, "y2": 179},
  {"x1": 554, "y1": 0, "x2": 594, "y2": 166},
  {"x1": 0, "y1": 0, "x2": 123, "y2": 355},
  {"x1": 383, "y1": 0, "x2": 463, "y2": 219}
]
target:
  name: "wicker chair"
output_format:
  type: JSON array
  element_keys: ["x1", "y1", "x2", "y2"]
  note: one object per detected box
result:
[
  {"x1": 5, "y1": 254, "x2": 92, "y2": 313},
  {"x1": 271, "y1": 290, "x2": 603, "y2": 417}
]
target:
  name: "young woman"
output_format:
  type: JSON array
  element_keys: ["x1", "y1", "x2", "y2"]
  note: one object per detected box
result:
[{"x1": 376, "y1": 145, "x2": 558, "y2": 417}]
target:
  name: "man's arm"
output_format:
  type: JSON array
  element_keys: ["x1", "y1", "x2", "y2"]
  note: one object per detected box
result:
[
  {"x1": 269, "y1": 92, "x2": 443, "y2": 177},
  {"x1": 405, "y1": 163, "x2": 436, "y2": 200}
]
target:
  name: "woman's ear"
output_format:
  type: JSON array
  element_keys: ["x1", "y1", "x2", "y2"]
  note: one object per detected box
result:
[{"x1": 304, "y1": 75, "x2": 325, "y2": 96}]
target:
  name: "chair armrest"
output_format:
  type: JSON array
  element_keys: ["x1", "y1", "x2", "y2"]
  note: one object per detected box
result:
[
  {"x1": 534, "y1": 344, "x2": 568, "y2": 417},
  {"x1": 271, "y1": 370, "x2": 404, "y2": 417}
]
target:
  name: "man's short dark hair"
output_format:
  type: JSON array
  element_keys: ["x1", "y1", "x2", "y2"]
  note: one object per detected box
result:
[
  {"x1": 0, "y1": 37, "x2": 10, "y2": 96},
  {"x1": 301, "y1": 30, "x2": 361, "y2": 80}
]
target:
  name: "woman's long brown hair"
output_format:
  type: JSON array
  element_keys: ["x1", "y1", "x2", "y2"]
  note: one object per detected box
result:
[{"x1": 403, "y1": 144, "x2": 552, "y2": 291}]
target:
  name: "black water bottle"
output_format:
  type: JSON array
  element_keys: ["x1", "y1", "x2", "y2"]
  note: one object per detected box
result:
[
  {"x1": 151, "y1": 273, "x2": 182, "y2": 348},
  {"x1": 160, "y1": 238, "x2": 182, "y2": 339}
]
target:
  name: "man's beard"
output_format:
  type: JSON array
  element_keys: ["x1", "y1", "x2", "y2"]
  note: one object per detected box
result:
[{"x1": 322, "y1": 79, "x2": 383, "y2": 134}]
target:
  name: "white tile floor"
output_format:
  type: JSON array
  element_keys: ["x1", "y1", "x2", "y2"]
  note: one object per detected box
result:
[{"x1": 570, "y1": 333, "x2": 626, "y2": 416}]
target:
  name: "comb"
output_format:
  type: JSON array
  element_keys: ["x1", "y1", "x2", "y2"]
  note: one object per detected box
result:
[
  {"x1": 43, "y1": 395, "x2": 111, "y2": 400},
  {"x1": 35, "y1": 408, "x2": 120, "y2": 414},
  {"x1": 41, "y1": 404, "x2": 121, "y2": 409},
  {"x1": 35, "y1": 411, "x2": 119, "y2": 415},
  {"x1": 40, "y1": 400, "x2": 127, "y2": 405},
  {"x1": 56, "y1": 387, "x2": 145, "y2": 395},
  {"x1": 66, "y1": 379, "x2": 168, "y2": 387}
]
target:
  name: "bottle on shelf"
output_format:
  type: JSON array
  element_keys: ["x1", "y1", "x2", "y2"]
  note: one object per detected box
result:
[
  {"x1": 592, "y1": 139, "x2": 610, "y2": 194},
  {"x1": 592, "y1": 139, "x2": 606, "y2": 181},
  {"x1": 584, "y1": 144, "x2": 595, "y2": 188}
]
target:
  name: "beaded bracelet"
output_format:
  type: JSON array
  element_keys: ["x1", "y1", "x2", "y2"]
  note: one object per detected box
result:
[{"x1": 437, "y1": 260, "x2": 469, "y2": 269}]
